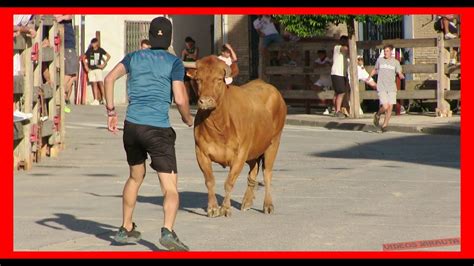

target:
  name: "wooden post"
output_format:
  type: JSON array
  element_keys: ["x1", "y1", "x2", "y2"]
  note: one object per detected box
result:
[
  {"x1": 59, "y1": 24, "x2": 66, "y2": 151},
  {"x1": 348, "y1": 21, "x2": 361, "y2": 118},
  {"x1": 436, "y1": 33, "x2": 452, "y2": 117},
  {"x1": 16, "y1": 37, "x2": 34, "y2": 170}
]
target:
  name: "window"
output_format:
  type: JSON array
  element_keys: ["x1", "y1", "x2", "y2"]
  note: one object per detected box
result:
[{"x1": 124, "y1": 20, "x2": 150, "y2": 54}]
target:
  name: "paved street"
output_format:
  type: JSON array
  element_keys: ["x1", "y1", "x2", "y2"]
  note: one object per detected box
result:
[{"x1": 14, "y1": 105, "x2": 460, "y2": 251}]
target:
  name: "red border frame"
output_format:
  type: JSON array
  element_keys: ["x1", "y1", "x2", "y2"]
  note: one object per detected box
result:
[{"x1": 2, "y1": 7, "x2": 470, "y2": 259}]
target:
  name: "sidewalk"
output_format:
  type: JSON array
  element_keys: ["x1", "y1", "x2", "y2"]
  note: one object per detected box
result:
[
  {"x1": 285, "y1": 112, "x2": 460, "y2": 135},
  {"x1": 183, "y1": 105, "x2": 460, "y2": 136}
]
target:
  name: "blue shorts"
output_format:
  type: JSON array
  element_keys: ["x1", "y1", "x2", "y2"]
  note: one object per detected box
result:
[{"x1": 263, "y1": 33, "x2": 283, "y2": 48}]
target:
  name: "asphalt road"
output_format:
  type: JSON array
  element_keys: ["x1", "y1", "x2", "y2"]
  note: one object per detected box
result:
[{"x1": 14, "y1": 105, "x2": 460, "y2": 251}]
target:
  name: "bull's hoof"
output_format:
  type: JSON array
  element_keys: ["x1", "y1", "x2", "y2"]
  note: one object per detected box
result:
[
  {"x1": 219, "y1": 206, "x2": 232, "y2": 217},
  {"x1": 241, "y1": 194, "x2": 255, "y2": 211},
  {"x1": 207, "y1": 207, "x2": 221, "y2": 218},
  {"x1": 263, "y1": 204, "x2": 274, "y2": 214}
]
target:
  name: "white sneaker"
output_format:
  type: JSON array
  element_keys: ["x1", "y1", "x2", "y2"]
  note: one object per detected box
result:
[
  {"x1": 323, "y1": 108, "x2": 330, "y2": 115},
  {"x1": 445, "y1": 33, "x2": 457, "y2": 40},
  {"x1": 90, "y1": 99, "x2": 100, "y2": 106},
  {"x1": 400, "y1": 106, "x2": 407, "y2": 115},
  {"x1": 40, "y1": 116, "x2": 49, "y2": 122},
  {"x1": 14, "y1": 111, "x2": 33, "y2": 122}
]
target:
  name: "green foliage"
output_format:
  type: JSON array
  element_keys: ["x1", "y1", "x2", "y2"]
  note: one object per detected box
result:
[{"x1": 273, "y1": 15, "x2": 402, "y2": 38}]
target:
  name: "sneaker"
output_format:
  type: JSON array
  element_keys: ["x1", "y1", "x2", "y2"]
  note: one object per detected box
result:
[
  {"x1": 99, "y1": 100, "x2": 105, "y2": 105},
  {"x1": 159, "y1": 227, "x2": 189, "y2": 251},
  {"x1": 381, "y1": 127, "x2": 389, "y2": 133},
  {"x1": 341, "y1": 107, "x2": 350, "y2": 117},
  {"x1": 114, "y1": 222, "x2": 141, "y2": 243},
  {"x1": 13, "y1": 111, "x2": 33, "y2": 122},
  {"x1": 373, "y1": 112, "x2": 381, "y2": 127},
  {"x1": 90, "y1": 99, "x2": 100, "y2": 106},
  {"x1": 64, "y1": 106, "x2": 71, "y2": 113},
  {"x1": 65, "y1": 99, "x2": 71, "y2": 105},
  {"x1": 335, "y1": 111, "x2": 345, "y2": 118},
  {"x1": 400, "y1": 106, "x2": 406, "y2": 115},
  {"x1": 323, "y1": 108, "x2": 330, "y2": 115},
  {"x1": 445, "y1": 33, "x2": 457, "y2": 40},
  {"x1": 40, "y1": 116, "x2": 49, "y2": 122}
]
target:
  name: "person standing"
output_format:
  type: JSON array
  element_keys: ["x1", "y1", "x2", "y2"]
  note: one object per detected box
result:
[
  {"x1": 54, "y1": 15, "x2": 78, "y2": 107},
  {"x1": 104, "y1": 16, "x2": 193, "y2": 251},
  {"x1": 330, "y1": 36, "x2": 350, "y2": 118},
  {"x1": 83, "y1": 38, "x2": 111, "y2": 105},
  {"x1": 368, "y1": 44, "x2": 405, "y2": 133}
]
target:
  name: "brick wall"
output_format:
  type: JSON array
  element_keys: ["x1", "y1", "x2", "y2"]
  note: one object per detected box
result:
[{"x1": 413, "y1": 15, "x2": 439, "y2": 80}]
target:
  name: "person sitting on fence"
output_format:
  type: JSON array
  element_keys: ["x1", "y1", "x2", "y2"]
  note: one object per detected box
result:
[
  {"x1": 253, "y1": 15, "x2": 283, "y2": 66},
  {"x1": 348, "y1": 55, "x2": 377, "y2": 90},
  {"x1": 13, "y1": 15, "x2": 35, "y2": 122},
  {"x1": 83, "y1": 37, "x2": 111, "y2": 106},
  {"x1": 434, "y1": 14, "x2": 459, "y2": 40},
  {"x1": 140, "y1": 39, "x2": 151, "y2": 49},
  {"x1": 181, "y1": 36, "x2": 199, "y2": 104},
  {"x1": 312, "y1": 50, "x2": 332, "y2": 91},
  {"x1": 217, "y1": 43, "x2": 239, "y2": 85}
]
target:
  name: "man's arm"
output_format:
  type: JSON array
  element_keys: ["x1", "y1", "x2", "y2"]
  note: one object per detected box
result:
[
  {"x1": 172, "y1": 81, "x2": 193, "y2": 127},
  {"x1": 100, "y1": 51, "x2": 111, "y2": 69},
  {"x1": 104, "y1": 63, "x2": 127, "y2": 133}
]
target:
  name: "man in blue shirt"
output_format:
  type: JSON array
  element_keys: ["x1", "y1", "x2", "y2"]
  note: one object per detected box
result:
[{"x1": 104, "y1": 17, "x2": 193, "y2": 251}]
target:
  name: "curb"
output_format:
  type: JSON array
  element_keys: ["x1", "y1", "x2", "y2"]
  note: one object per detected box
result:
[{"x1": 285, "y1": 118, "x2": 460, "y2": 136}]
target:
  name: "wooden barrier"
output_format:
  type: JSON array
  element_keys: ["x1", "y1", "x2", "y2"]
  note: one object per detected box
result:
[
  {"x1": 14, "y1": 15, "x2": 66, "y2": 171},
  {"x1": 264, "y1": 36, "x2": 460, "y2": 116}
]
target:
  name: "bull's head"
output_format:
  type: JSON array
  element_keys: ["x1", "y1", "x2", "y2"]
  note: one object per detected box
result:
[{"x1": 186, "y1": 56, "x2": 232, "y2": 110}]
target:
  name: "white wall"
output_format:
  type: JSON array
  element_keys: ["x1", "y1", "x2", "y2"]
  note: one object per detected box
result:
[
  {"x1": 78, "y1": 15, "x2": 214, "y2": 104},
  {"x1": 80, "y1": 15, "x2": 160, "y2": 104}
]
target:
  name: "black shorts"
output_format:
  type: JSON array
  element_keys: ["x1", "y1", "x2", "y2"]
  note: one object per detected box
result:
[
  {"x1": 331, "y1": 75, "x2": 350, "y2": 95},
  {"x1": 123, "y1": 120, "x2": 177, "y2": 173}
]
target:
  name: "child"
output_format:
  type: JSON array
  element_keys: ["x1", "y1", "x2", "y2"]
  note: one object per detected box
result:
[{"x1": 217, "y1": 43, "x2": 238, "y2": 85}]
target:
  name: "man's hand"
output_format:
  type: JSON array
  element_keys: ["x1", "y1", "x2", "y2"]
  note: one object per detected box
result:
[
  {"x1": 398, "y1": 73, "x2": 405, "y2": 80},
  {"x1": 107, "y1": 114, "x2": 118, "y2": 134},
  {"x1": 28, "y1": 28, "x2": 36, "y2": 38},
  {"x1": 99, "y1": 63, "x2": 106, "y2": 69},
  {"x1": 182, "y1": 115, "x2": 194, "y2": 127}
]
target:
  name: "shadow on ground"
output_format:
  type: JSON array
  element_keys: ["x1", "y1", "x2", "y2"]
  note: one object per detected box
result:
[
  {"x1": 313, "y1": 134, "x2": 460, "y2": 169},
  {"x1": 36, "y1": 213, "x2": 162, "y2": 251}
]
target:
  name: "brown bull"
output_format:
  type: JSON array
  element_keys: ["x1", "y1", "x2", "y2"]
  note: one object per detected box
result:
[{"x1": 188, "y1": 55, "x2": 287, "y2": 217}]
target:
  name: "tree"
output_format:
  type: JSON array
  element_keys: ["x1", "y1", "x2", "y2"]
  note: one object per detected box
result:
[{"x1": 274, "y1": 15, "x2": 402, "y2": 118}]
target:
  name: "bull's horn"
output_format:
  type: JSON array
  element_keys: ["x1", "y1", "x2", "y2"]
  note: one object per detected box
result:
[{"x1": 183, "y1": 61, "x2": 197, "y2": 69}]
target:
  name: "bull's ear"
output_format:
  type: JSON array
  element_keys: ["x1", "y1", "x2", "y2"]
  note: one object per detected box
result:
[{"x1": 186, "y1": 69, "x2": 197, "y2": 79}]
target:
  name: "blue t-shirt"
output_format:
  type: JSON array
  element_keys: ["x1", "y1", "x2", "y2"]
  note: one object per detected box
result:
[{"x1": 121, "y1": 49, "x2": 184, "y2": 128}]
